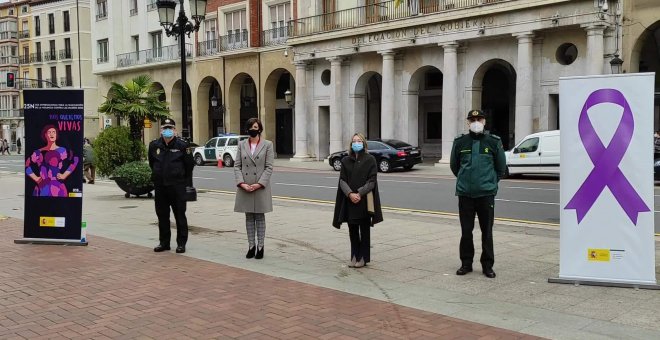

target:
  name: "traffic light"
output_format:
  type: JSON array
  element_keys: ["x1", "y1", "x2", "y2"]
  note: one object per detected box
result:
[{"x1": 6, "y1": 72, "x2": 14, "y2": 88}]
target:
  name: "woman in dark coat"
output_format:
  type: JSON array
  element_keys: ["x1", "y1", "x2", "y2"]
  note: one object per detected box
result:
[{"x1": 333, "y1": 133, "x2": 383, "y2": 268}]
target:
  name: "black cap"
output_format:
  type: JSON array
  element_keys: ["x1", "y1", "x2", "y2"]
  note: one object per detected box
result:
[
  {"x1": 161, "y1": 118, "x2": 176, "y2": 128},
  {"x1": 466, "y1": 109, "x2": 485, "y2": 119}
]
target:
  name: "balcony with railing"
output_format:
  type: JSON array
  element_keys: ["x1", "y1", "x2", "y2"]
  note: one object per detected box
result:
[
  {"x1": 96, "y1": 12, "x2": 108, "y2": 21},
  {"x1": 130, "y1": 8, "x2": 138, "y2": 16},
  {"x1": 29, "y1": 52, "x2": 42, "y2": 63},
  {"x1": 18, "y1": 79, "x2": 41, "y2": 89},
  {"x1": 261, "y1": 26, "x2": 289, "y2": 47},
  {"x1": 19, "y1": 55, "x2": 29, "y2": 64},
  {"x1": 18, "y1": 30, "x2": 29, "y2": 39},
  {"x1": 147, "y1": 0, "x2": 158, "y2": 11},
  {"x1": 288, "y1": 0, "x2": 507, "y2": 38},
  {"x1": 59, "y1": 76, "x2": 73, "y2": 87},
  {"x1": 43, "y1": 78, "x2": 57, "y2": 88},
  {"x1": 0, "y1": 31, "x2": 18, "y2": 40},
  {"x1": 59, "y1": 49, "x2": 72, "y2": 60},
  {"x1": 116, "y1": 43, "x2": 193, "y2": 68},
  {"x1": 0, "y1": 109, "x2": 22, "y2": 118},
  {"x1": 197, "y1": 30, "x2": 249, "y2": 57},
  {"x1": 43, "y1": 50, "x2": 57, "y2": 62},
  {"x1": 0, "y1": 56, "x2": 19, "y2": 65}
]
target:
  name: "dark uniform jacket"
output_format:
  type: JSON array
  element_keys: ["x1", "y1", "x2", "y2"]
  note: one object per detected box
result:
[
  {"x1": 450, "y1": 132, "x2": 506, "y2": 198},
  {"x1": 148, "y1": 137, "x2": 194, "y2": 186},
  {"x1": 333, "y1": 152, "x2": 383, "y2": 228}
]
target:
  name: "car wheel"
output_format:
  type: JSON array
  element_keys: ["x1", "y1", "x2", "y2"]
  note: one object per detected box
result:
[
  {"x1": 379, "y1": 159, "x2": 391, "y2": 173},
  {"x1": 194, "y1": 154, "x2": 204, "y2": 166},
  {"x1": 223, "y1": 154, "x2": 234, "y2": 167},
  {"x1": 403, "y1": 165, "x2": 414, "y2": 170},
  {"x1": 332, "y1": 158, "x2": 342, "y2": 171}
]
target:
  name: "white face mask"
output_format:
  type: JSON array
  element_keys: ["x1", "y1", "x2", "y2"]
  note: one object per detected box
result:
[{"x1": 469, "y1": 121, "x2": 485, "y2": 134}]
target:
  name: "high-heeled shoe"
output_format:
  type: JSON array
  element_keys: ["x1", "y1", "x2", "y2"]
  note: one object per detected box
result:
[
  {"x1": 255, "y1": 246, "x2": 264, "y2": 259},
  {"x1": 348, "y1": 256, "x2": 357, "y2": 268},
  {"x1": 354, "y1": 258, "x2": 365, "y2": 268},
  {"x1": 245, "y1": 246, "x2": 256, "y2": 259}
]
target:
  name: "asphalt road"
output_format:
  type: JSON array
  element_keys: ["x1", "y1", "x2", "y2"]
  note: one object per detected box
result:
[{"x1": 3, "y1": 155, "x2": 659, "y2": 226}]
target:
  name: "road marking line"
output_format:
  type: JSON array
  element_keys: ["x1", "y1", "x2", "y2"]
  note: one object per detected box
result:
[
  {"x1": 274, "y1": 183, "x2": 336, "y2": 189},
  {"x1": 496, "y1": 199, "x2": 559, "y2": 206},
  {"x1": 504, "y1": 186, "x2": 559, "y2": 191},
  {"x1": 193, "y1": 177, "x2": 217, "y2": 180},
  {"x1": 379, "y1": 179, "x2": 438, "y2": 184},
  {"x1": 200, "y1": 189, "x2": 560, "y2": 227}
]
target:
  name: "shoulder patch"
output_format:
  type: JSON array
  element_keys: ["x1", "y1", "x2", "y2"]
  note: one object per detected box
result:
[{"x1": 489, "y1": 134, "x2": 501, "y2": 140}]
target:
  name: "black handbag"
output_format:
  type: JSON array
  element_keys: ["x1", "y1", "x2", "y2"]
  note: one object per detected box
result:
[{"x1": 184, "y1": 186, "x2": 197, "y2": 202}]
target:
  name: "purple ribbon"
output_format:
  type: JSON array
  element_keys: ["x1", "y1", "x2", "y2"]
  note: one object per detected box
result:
[{"x1": 564, "y1": 88, "x2": 650, "y2": 225}]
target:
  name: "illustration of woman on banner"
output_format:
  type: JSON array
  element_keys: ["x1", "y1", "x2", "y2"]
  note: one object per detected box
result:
[{"x1": 25, "y1": 124, "x2": 79, "y2": 197}]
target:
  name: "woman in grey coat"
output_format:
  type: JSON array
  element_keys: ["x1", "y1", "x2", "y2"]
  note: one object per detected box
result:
[{"x1": 234, "y1": 118, "x2": 274, "y2": 259}]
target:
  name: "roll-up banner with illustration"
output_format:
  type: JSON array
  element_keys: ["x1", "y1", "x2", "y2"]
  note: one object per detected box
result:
[{"x1": 20, "y1": 89, "x2": 85, "y2": 244}]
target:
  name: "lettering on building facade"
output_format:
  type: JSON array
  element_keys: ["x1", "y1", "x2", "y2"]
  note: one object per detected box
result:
[{"x1": 351, "y1": 16, "x2": 495, "y2": 45}]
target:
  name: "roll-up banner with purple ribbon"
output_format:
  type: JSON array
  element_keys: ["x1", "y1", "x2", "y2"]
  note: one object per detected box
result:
[{"x1": 559, "y1": 73, "x2": 656, "y2": 285}]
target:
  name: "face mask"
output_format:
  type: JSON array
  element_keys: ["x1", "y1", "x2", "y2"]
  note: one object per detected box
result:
[
  {"x1": 469, "y1": 121, "x2": 484, "y2": 134},
  {"x1": 161, "y1": 129, "x2": 174, "y2": 138},
  {"x1": 248, "y1": 129, "x2": 260, "y2": 138},
  {"x1": 351, "y1": 142, "x2": 364, "y2": 152}
]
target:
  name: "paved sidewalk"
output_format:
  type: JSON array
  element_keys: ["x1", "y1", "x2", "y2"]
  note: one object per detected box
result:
[
  {"x1": 0, "y1": 173, "x2": 659, "y2": 339},
  {"x1": 0, "y1": 217, "x2": 536, "y2": 339}
]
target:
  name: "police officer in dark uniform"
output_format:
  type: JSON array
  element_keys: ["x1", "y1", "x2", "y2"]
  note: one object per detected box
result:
[
  {"x1": 450, "y1": 109, "x2": 506, "y2": 278},
  {"x1": 148, "y1": 118, "x2": 195, "y2": 254}
]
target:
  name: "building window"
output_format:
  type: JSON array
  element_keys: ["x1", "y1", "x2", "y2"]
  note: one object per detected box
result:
[
  {"x1": 63, "y1": 11, "x2": 70, "y2": 32},
  {"x1": 321, "y1": 70, "x2": 330, "y2": 85},
  {"x1": 35, "y1": 17, "x2": 40, "y2": 36},
  {"x1": 21, "y1": 6, "x2": 28, "y2": 13},
  {"x1": 151, "y1": 32, "x2": 162, "y2": 58},
  {"x1": 147, "y1": 0, "x2": 158, "y2": 11},
  {"x1": 132, "y1": 35, "x2": 139, "y2": 52},
  {"x1": 62, "y1": 38, "x2": 71, "y2": 59},
  {"x1": 50, "y1": 67, "x2": 56, "y2": 87},
  {"x1": 269, "y1": 2, "x2": 290, "y2": 40},
  {"x1": 130, "y1": 0, "x2": 138, "y2": 16},
  {"x1": 97, "y1": 39, "x2": 108, "y2": 63},
  {"x1": 65, "y1": 65, "x2": 72, "y2": 87},
  {"x1": 36, "y1": 68, "x2": 42, "y2": 88},
  {"x1": 225, "y1": 9, "x2": 247, "y2": 46},
  {"x1": 35, "y1": 42, "x2": 42, "y2": 62},
  {"x1": 203, "y1": 18, "x2": 216, "y2": 52},
  {"x1": 22, "y1": 46, "x2": 28, "y2": 63},
  {"x1": 96, "y1": 0, "x2": 108, "y2": 21},
  {"x1": 8, "y1": 9, "x2": 13, "y2": 16},
  {"x1": 48, "y1": 13, "x2": 55, "y2": 34}
]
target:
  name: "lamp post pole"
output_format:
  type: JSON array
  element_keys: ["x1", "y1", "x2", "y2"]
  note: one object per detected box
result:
[{"x1": 156, "y1": 0, "x2": 207, "y2": 141}]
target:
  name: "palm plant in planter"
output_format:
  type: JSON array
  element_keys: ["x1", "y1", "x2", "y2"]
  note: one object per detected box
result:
[{"x1": 97, "y1": 75, "x2": 169, "y2": 197}]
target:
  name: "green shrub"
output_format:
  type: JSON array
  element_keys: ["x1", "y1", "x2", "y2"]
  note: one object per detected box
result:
[
  {"x1": 93, "y1": 126, "x2": 145, "y2": 176},
  {"x1": 112, "y1": 161, "x2": 152, "y2": 187}
]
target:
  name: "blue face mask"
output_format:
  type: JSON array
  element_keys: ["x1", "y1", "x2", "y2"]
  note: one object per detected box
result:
[
  {"x1": 351, "y1": 142, "x2": 364, "y2": 152},
  {"x1": 161, "y1": 129, "x2": 174, "y2": 138}
]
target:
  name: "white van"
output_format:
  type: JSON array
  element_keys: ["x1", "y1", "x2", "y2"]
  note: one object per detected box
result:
[{"x1": 505, "y1": 130, "x2": 560, "y2": 177}]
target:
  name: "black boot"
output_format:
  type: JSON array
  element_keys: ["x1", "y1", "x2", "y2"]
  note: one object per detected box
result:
[
  {"x1": 245, "y1": 246, "x2": 256, "y2": 259},
  {"x1": 255, "y1": 246, "x2": 264, "y2": 259}
]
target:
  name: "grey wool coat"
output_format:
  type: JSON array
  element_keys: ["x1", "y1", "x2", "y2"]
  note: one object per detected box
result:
[{"x1": 233, "y1": 138, "x2": 274, "y2": 213}]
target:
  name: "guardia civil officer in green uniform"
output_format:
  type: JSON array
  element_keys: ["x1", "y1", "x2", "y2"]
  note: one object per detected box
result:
[
  {"x1": 450, "y1": 110, "x2": 506, "y2": 278},
  {"x1": 148, "y1": 118, "x2": 195, "y2": 254}
]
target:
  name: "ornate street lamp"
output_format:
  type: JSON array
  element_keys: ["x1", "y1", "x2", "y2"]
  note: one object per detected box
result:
[
  {"x1": 610, "y1": 54, "x2": 624, "y2": 74},
  {"x1": 210, "y1": 95, "x2": 226, "y2": 135},
  {"x1": 156, "y1": 0, "x2": 207, "y2": 140}
]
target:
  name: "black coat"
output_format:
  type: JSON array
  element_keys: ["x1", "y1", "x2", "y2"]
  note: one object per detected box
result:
[
  {"x1": 148, "y1": 137, "x2": 195, "y2": 187},
  {"x1": 332, "y1": 152, "x2": 383, "y2": 228}
]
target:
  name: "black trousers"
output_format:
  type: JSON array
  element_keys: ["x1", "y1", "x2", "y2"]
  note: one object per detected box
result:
[
  {"x1": 348, "y1": 219, "x2": 371, "y2": 263},
  {"x1": 154, "y1": 184, "x2": 188, "y2": 247},
  {"x1": 458, "y1": 195, "x2": 495, "y2": 269}
]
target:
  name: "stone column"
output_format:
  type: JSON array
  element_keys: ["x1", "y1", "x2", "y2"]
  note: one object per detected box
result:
[
  {"x1": 379, "y1": 50, "x2": 395, "y2": 139},
  {"x1": 585, "y1": 24, "x2": 606, "y2": 75},
  {"x1": 515, "y1": 32, "x2": 534, "y2": 144},
  {"x1": 328, "y1": 56, "x2": 344, "y2": 154},
  {"x1": 292, "y1": 61, "x2": 311, "y2": 160},
  {"x1": 439, "y1": 42, "x2": 459, "y2": 164}
]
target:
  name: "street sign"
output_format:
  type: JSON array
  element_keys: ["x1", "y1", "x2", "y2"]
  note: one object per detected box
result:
[
  {"x1": 144, "y1": 119, "x2": 152, "y2": 128},
  {"x1": 104, "y1": 118, "x2": 111, "y2": 129}
]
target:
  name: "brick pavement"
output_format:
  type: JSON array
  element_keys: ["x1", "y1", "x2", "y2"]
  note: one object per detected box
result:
[{"x1": 0, "y1": 217, "x2": 540, "y2": 340}]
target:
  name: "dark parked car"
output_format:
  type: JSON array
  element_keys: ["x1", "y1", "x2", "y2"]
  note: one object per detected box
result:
[
  {"x1": 328, "y1": 139, "x2": 422, "y2": 173},
  {"x1": 655, "y1": 158, "x2": 660, "y2": 181}
]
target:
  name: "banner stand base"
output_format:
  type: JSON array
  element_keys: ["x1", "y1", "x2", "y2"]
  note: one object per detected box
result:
[
  {"x1": 548, "y1": 277, "x2": 660, "y2": 290},
  {"x1": 14, "y1": 238, "x2": 88, "y2": 246}
]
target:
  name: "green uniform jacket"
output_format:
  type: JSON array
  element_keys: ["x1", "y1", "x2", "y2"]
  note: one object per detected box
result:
[{"x1": 450, "y1": 132, "x2": 507, "y2": 198}]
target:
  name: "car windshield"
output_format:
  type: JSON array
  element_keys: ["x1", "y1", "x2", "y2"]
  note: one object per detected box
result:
[{"x1": 382, "y1": 139, "x2": 411, "y2": 148}]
